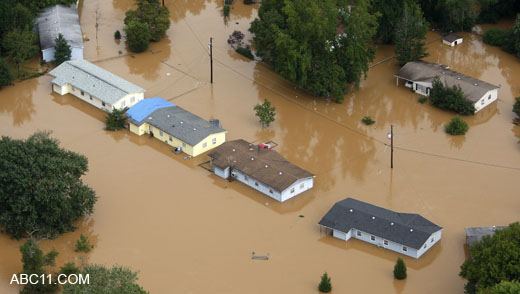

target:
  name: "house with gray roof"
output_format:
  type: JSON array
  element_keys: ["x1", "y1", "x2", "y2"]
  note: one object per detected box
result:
[
  {"x1": 49, "y1": 59, "x2": 145, "y2": 112},
  {"x1": 127, "y1": 97, "x2": 227, "y2": 157},
  {"x1": 443, "y1": 34, "x2": 463, "y2": 46},
  {"x1": 36, "y1": 4, "x2": 84, "y2": 62},
  {"x1": 394, "y1": 60, "x2": 499, "y2": 113},
  {"x1": 319, "y1": 198, "x2": 443, "y2": 258},
  {"x1": 465, "y1": 226, "x2": 506, "y2": 247}
]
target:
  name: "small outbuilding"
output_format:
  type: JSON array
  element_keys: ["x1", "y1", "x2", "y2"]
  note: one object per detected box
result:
[
  {"x1": 443, "y1": 34, "x2": 463, "y2": 46},
  {"x1": 464, "y1": 226, "x2": 506, "y2": 247},
  {"x1": 36, "y1": 5, "x2": 84, "y2": 62}
]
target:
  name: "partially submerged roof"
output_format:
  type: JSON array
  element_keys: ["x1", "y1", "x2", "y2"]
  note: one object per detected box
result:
[
  {"x1": 208, "y1": 139, "x2": 314, "y2": 192},
  {"x1": 319, "y1": 198, "x2": 442, "y2": 249},
  {"x1": 49, "y1": 59, "x2": 145, "y2": 104},
  {"x1": 394, "y1": 61, "x2": 499, "y2": 103},
  {"x1": 127, "y1": 98, "x2": 226, "y2": 146},
  {"x1": 465, "y1": 226, "x2": 506, "y2": 247},
  {"x1": 36, "y1": 4, "x2": 84, "y2": 50},
  {"x1": 443, "y1": 33, "x2": 462, "y2": 43}
]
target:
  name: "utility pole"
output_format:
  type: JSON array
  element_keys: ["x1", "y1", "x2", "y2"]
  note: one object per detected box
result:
[
  {"x1": 162, "y1": 0, "x2": 165, "y2": 7},
  {"x1": 209, "y1": 37, "x2": 213, "y2": 84},
  {"x1": 388, "y1": 125, "x2": 394, "y2": 169}
]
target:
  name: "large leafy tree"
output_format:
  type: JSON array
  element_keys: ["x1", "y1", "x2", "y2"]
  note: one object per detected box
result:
[
  {"x1": 62, "y1": 264, "x2": 148, "y2": 294},
  {"x1": 371, "y1": 0, "x2": 407, "y2": 44},
  {"x1": 0, "y1": 2, "x2": 34, "y2": 44},
  {"x1": 0, "y1": 58, "x2": 12, "y2": 89},
  {"x1": 460, "y1": 222, "x2": 520, "y2": 294},
  {"x1": 19, "y1": 239, "x2": 59, "y2": 294},
  {"x1": 2, "y1": 28, "x2": 38, "y2": 75},
  {"x1": 254, "y1": 99, "x2": 276, "y2": 127},
  {"x1": 54, "y1": 33, "x2": 71, "y2": 65},
  {"x1": 124, "y1": 21, "x2": 151, "y2": 53},
  {"x1": 394, "y1": 0, "x2": 429, "y2": 66},
  {"x1": 0, "y1": 132, "x2": 97, "y2": 239},
  {"x1": 124, "y1": 0, "x2": 170, "y2": 42},
  {"x1": 429, "y1": 77, "x2": 475, "y2": 114},
  {"x1": 418, "y1": 0, "x2": 476, "y2": 32}
]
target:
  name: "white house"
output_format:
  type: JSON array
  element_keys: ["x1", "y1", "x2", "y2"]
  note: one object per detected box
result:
[
  {"x1": 443, "y1": 34, "x2": 463, "y2": 46},
  {"x1": 394, "y1": 61, "x2": 499, "y2": 113},
  {"x1": 49, "y1": 59, "x2": 145, "y2": 112},
  {"x1": 208, "y1": 139, "x2": 315, "y2": 202},
  {"x1": 36, "y1": 5, "x2": 84, "y2": 62},
  {"x1": 319, "y1": 198, "x2": 443, "y2": 259}
]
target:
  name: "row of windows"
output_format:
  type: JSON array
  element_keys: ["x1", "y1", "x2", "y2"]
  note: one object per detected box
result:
[{"x1": 355, "y1": 230, "x2": 436, "y2": 252}]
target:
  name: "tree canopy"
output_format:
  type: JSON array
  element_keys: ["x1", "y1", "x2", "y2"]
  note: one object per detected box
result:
[
  {"x1": 0, "y1": 58, "x2": 12, "y2": 88},
  {"x1": 394, "y1": 0, "x2": 429, "y2": 66},
  {"x1": 0, "y1": 132, "x2": 97, "y2": 239},
  {"x1": 1, "y1": 28, "x2": 38, "y2": 74},
  {"x1": 54, "y1": 33, "x2": 71, "y2": 65},
  {"x1": 429, "y1": 77, "x2": 475, "y2": 115},
  {"x1": 124, "y1": 21, "x2": 151, "y2": 53},
  {"x1": 124, "y1": 0, "x2": 171, "y2": 42},
  {"x1": 254, "y1": 99, "x2": 276, "y2": 127},
  {"x1": 19, "y1": 239, "x2": 59, "y2": 294},
  {"x1": 460, "y1": 222, "x2": 520, "y2": 294}
]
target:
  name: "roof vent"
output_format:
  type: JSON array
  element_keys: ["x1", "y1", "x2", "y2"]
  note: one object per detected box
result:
[
  {"x1": 148, "y1": 117, "x2": 152, "y2": 120},
  {"x1": 349, "y1": 209, "x2": 353, "y2": 212},
  {"x1": 193, "y1": 128, "x2": 197, "y2": 131},
  {"x1": 457, "y1": 77, "x2": 461, "y2": 80},
  {"x1": 474, "y1": 83, "x2": 478, "y2": 86},
  {"x1": 167, "y1": 114, "x2": 170, "y2": 118},
  {"x1": 180, "y1": 121, "x2": 183, "y2": 124},
  {"x1": 279, "y1": 171, "x2": 283, "y2": 175},
  {"x1": 265, "y1": 164, "x2": 269, "y2": 168},
  {"x1": 410, "y1": 229, "x2": 414, "y2": 232},
  {"x1": 249, "y1": 147, "x2": 253, "y2": 151},
  {"x1": 390, "y1": 222, "x2": 394, "y2": 226},
  {"x1": 232, "y1": 148, "x2": 236, "y2": 152},
  {"x1": 251, "y1": 157, "x2": 255, "y2": 161},
  {"x1": 371, "y1": 216, "x2": 375, "y2": 220},
  {"x1": 442, "y1": 71, "x2": 445, "y2": 75}
]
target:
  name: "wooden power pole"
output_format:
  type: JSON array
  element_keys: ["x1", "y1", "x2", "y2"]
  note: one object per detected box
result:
[
  {"x1": 390, "y1": 125, "x2": 394, "y2": 169},
  {"x1": 209, "y1": 37, "x2": 213, "y2": 84}
]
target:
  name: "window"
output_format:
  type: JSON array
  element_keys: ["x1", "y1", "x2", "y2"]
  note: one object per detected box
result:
[
  {"x1": 370, "y1": 235, "x2": 376, "y2": 241},
  {"x1": 89, "y1": 95, "x2": 93, "y2": 100},
  {"x1": 426, "y1": 87, "x2": 430, "y2": 95},
  {"x1": 130, "y1": 96, "x2": 135, "y2": 103},
  {"x1": 182, "y1": 143, "x2": 186, "y2": 148},
  {"x1": 245, "y1": 175, "x2": 249, "y2": 180},
  {"x1": 203, "y1": 142, "x2": 207, "y2": 148},
  {"x1": 356, "y1": 231, "x2": 362, "y2": 237},
  {"x1": 212, "y1": 138, "x2": 217, "y2": 144},
  {"x1": 169, "y1": 136, "x2": 172, "y2": 141},
  {"x1": 488, "y1": 94, "x2": 491, "y2": 100},
  {"x1": 269, "y1": 189, "x2": 273, "y2": 194},
  {"x1": 383, "y1": 240, "x2": 389, "y2": 246},
  {"x1": 255, "y1": 182, "x2": 259, "y2": 187},
  {"x1": 102, "y1": 102, "x2": 106, "y2": 107},
  {"x1": 424, "y1": 244, "x2": 427, "y2": 249},
  {"x1": 431, "y1": 237, "x2": 434, "y2": 243},
  {"x1": 481, "y1": 100, "x2": 485, "y2": 105},
  {"x1": 159, "y1": 131, "x2": 163, "y2": 136},
  {"x1": 402, "y1": 246, "x2": 408, "y2": 252},
  {"x1": 300, "y1": 183, "x2": 305, "y2": 189},
  {"x1": 81, "y1": 90, "x2": 84, "y2": 96},
  {"x1": 290, "y1": 187, "x2": 295, "y2": 193},
  {"x1": 121, "y1": 101, "x2": 126, "y2": 107}
]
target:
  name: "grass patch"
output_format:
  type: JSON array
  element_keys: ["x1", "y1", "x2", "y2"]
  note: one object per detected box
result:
[{"x1": 361, "y1": 116, "x2": 375, "y2": 125}]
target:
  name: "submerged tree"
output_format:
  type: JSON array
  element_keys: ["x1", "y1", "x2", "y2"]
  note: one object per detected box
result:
[
  {"x1": 124, "y1": 0, "x2": 170, "y2": 42},
  {"x1": 254, "y1": 99, "x2": 276, "y2": 127},
  {"x1": 19, "y1": 239, "x2": 59, "y2": 294},
  {"x1": 0, "y1": 58, "x2": 12, "y2": 89},
  {"x1": 54, "y1": 33, "x2": 72, "y2": 65},
  {"x1": 445, "y1": 115, "x2": 469, "y2": 135},
  {"x1": 318, "y1": 272, "x2": 332, "y2": 293},
  {"x1": 0, "y1": 131, "x2": 97, "y2": 239},
  {"x1": 514, "y1": 97, "x2": 520, "y2": 118},
  {"x1": 105, "y1": 107, "x2": 129, "y2": 131},
  {"x1": 2, "y1": 28, "x2": 38, "y2": 76},
  {"x1": 394, "y1": 0, "x2": 429, "y2": 66},
  {"x1": 393, "y1": 257, "x2": 407, "y2": 280},
  {"x1": 75, "y1": 234, "x2": 94, "y2": 253},
  {"x1": 124, "y1": 21, "x2": 151, "y2": 53}
]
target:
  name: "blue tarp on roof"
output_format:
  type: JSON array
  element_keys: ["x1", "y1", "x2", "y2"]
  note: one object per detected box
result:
[{"x1": 126, "y1": 97, "x2": 175, "y2": 123}]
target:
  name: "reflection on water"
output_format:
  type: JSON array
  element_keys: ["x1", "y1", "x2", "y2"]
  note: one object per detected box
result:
[{"x1": 0, "y1": 79, "x2": 37, "y2": 126}]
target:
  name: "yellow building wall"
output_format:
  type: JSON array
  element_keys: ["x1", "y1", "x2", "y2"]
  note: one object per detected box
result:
[{"x1": 128, "y1": 122, "x2": 226, "y2": 157}]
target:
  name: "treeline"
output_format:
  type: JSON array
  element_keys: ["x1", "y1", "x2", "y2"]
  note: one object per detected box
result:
[{"x1": 482, "y1": 14, "x2": 520, "y2": 58}]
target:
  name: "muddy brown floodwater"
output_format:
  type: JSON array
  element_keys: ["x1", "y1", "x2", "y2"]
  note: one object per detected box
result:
[{"x1": 1, "y1": 1, "x2": 519, "y2": 293}]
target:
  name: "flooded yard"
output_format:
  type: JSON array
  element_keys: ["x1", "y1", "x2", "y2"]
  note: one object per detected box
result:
[{"x1": 0, "y1": 1, "x2": 519, "y2": 293}]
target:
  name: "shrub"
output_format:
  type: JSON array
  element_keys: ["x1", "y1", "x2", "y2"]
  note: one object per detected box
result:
[
  {"x1": 513, "y1": 97, "x2": 520, "y2": 118},
  {"x1": 105, "y1": 107, "x2": 129, "y2": 131},
  {"x1": 114, "y1": 30, "x2": 121, "y2": 40},
  {"x1": 429, "y1": 78, "x2": 475, "y2": 115},
  {"x1": 318, "y1": 272, "x2": 332, "y2": 293},
  {"x1": 54, "y1": 33, "x2": 71, "y2": 65},
  {"x1": 223, "y1": 4, "x2": 230, "y2": 17},
  {"x1": 75, "y1": 234, "x2": 94, "y2": 253},
  {"x1": 361, "y1": 116, "x2": 375, "y2": 125},
  {"x1": 236, "y1": 46, "x2": 254, "y2": 60},
  {"x1": 60, "y1": 262, "x2": 80, "y2": 276},
  {"x1": 244, "y1": 0, "x2": 254, "y2": 4},
  {"x1": 0, "y1": 58, "x2": 12, "y2": 89},
  {"x1": 394, "y1": 257, "x2": 407, "y2": 280},
  {"x1": 228, "y1": 30, "x2": 244, "y2": 49},
  {"x1": 254, "y1": 99, "x2": 276, "y2": 127},
  {"x1": 483, "y1": 28, "x2": 510, "y2": 47},
  {"x1": 445, "y1": 115, "x2": 469, "y2": 135},
  {"x1": 124, "y1": 21, "x2": 151, "y2": 53},
  {"x1": 224, "y1": 0, "x2": 233, "y2": 4},
  {"x1": 418, "y1": 96, "x2": 427, "y2": 104}
]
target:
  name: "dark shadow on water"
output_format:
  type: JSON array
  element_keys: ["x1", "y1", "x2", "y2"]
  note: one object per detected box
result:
[
  {"x1": 125, "y1": 37, "x2": 172, "y2": 81},
  {"x1": 393, "y1": 278, "x2": 407, "y2": 294},
  {"x1": 0, "y1": 79, "x2": 37, "y2": 126}
]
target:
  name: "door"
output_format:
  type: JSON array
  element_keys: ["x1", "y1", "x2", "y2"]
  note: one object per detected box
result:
[{"x1": 149, "y1": 126, "x2": 153, "y2": 134}]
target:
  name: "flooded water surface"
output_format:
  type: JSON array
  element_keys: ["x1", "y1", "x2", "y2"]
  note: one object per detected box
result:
[{"x1": 0, "y1": 1, "x2": 519, "y2": 294}]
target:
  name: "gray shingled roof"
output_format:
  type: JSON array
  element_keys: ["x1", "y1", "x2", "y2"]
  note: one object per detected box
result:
[
  {"x1": 394, "y1": 61, "x2": 498, "y2": 103},
  {"x1": 36, "y1": 5, "x2": 84, "y2": 50},
  {"x1": 465, "y1": 226, "x2": 506, "y2": 247},
  {"x1": 49, "y1": 60, "x2": 145, "y2": 105},
  {"x1": 319, "y1": 198, "x2": 442, "y2": 249},
  {"x1": 129, "y1": 106, "x2": 226, "y2": 146},
  {"x1": 443, "y1": 33, "x2": 462, "y2": 43}
]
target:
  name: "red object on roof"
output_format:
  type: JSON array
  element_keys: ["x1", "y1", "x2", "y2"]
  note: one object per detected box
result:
[{"x1": 258, "y1": 143, "x2": 269, "y2": 149}]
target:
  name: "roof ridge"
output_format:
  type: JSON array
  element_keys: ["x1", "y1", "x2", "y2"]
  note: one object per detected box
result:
[{"x1": 66, "y1": 60, "x2": 135, "y2": 94}]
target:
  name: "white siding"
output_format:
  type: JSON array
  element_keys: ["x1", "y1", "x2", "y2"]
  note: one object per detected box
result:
[
  {"x1": 443, "y1": 38, "x2": 463, "y2": 46},
  {"x1": 280, "y1": 177, "x2": 314, "y2": 202},
  {"x1": 473, "y1": 89, "x2": 498, "y2": 113},
  {"x1": 42, "y1": 47, "x2": 83, "y2": 62},
  {"x1": 214, "y1": 166, "x2": 230, "y2": 179},
  {"x1": 42, "y1": 48, "x2": 55, "y2": 62},
  {"x1": 70, "y1": 47, "x2": 83, "y2": 60}
]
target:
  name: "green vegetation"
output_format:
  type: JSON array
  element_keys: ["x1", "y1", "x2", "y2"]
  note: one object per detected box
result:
[
  {"x1": 125, "y1": 0, "x2": 171, "y2": 42},
  {"x1": 0, "y1": 131, "x2": 97, "y2": 239},
  {"x1": 514, "y1": 97, "x2": 520, "y2": 118},
  {"x1": 478, "y1": 0, "x2": 520, "y2": 23},
  {"x1": 60, "y1": 262, "x2": 80, "y2": 276},
  {"x1": 124, "y1": 21, "x2": 151, "y2": 53},
  {"x1": 419, "y1": 0, "x2": 476, "y2": 32},
  {"x1": 480, "y1": 281, "x2": 520, "y2": 294},
  {"x1": 228, "y1": 30, "x2": 244, "y2": 48},
  {"x1": 445, "y1": 115, "x2": 469, "y2": 135},
  {"x1": 0, "y1": 58, "x2": 12, "y2": 89},
  {"x1": 429, "y1": 77, "x2": 475, "y2": 115},
  {"x1": 418, "y1": 96, "x2": 427, "y2": 104},
  {"x1": 394, "y1": 1, "x2": 429, "y2": 66},
  {"x1": 244, "y1": 0, "x2": 254, "y2": 4},
  {"x1": 361, "y1": 116, "x2": 375, "y2": 125},
  {"x1": 460, "y1": 222, "x2": 520, "y2": 294},
  {"x1": 393, "y1": 257, "x2": 407, "y2": 280},
  {"x1": 249, "y1": 0, "x2": 378, "y2": 103},
  {"x1": 254, "y1": 99, "x2": 276, "y2": 127},
  {"x1": 482, "y1": 15, "x2": 520, "y2": 58},
  {"x1": 75, "y1": 234, "x2": 94, "y2": 253},
  {"x1": 114, "y1": 30, "x2": 121, "y2": 40},
  {"x1": 54, "y1": 33, "x2": 71, "y2": 65},
  {"x1": 105, "y1": 107, "x2": 129, "y2": 131},
  {"x1": 318, "y1": 272, "x2": 332, "y2": 293},
  {"x1": 236, "y1": 46, "x2": 254, "y2": 60},
  {"x1": 223, "y1": 4, "x2": 230, "y2": 18},
  {"x1": 62, "y1": 264, "x2": 149, "y2": 294},
  {"x1": 19, "y1": 239, "x2": 59, "y2": 294},
  {"x1": 2, "y1": 28, "x2": 38, "y2": 76},
  {"x1": 224, "y1": 0, "x2": 234, "y2": 4}
]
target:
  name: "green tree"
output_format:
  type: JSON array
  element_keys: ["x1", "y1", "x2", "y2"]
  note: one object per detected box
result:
[
  {"x1": 54, "y1": 33, "x2": 71, "y2": 65},
  {"x1": 460, "y1": 223, "x2": 520, "y2": 294},
  {"x1": 479, "y1": 280, "x2": 520, "y2": 294},
  {"x1": 75, "y1": 234, "x2": 94, "y2": 253},
  {"x1": 394, "y1": 257, "x2": 407, "y2": 280},
  {"x1": 0, "y1": 131, "x2": 97, "y2": 239},
  {"x1": 0, "y1": 2, "x2": 34, "y2": 43},
  {"x1": 513, "y1": 97, "x2": 520, "y2": 118},
  {"x1": 0, "y1": 58, "x2": 12, "y2": 89},
  {"x1": 60, "y1": 262, "x2": 80, "y2": 276},
  {"x1": 124, "y1": 0, "x2": 170, "y2": 42},
  {"x1": 445, "y1": 115, "x2": 469, "y2": 135},
  {"x1": 254, "y1": 99, "x2": 276, "y2": 127},
  {"x1": 371, "y1": 0, "x2": 407, "y2": 44},
  {"x1": 62, "y1": 264, "x2": 148, "y2": 294},
  {"x1": 19, "y1": 239, "x2": 59, "y2": 294},
  {"x1": 124, "y1": 21, "x2": 151, "y2": 53},
  {"x1": 429, "y1": 77, "x2": 475, "y2": 115},
  {"x1": 114, "y1": 30, "x2": 121, "y2": 40},
  {"x1": 318, "y1": 272, "x2": 332, "y2": 293},
  {"x1": 105, "y1": 107, "x2": 129, "y2": 131},
  {"x1": 394, "y1": 0, "x2": 429, "y2": 66},
  {"x1": 2, "y1": 28, "x2": 38, "y2": 76}
]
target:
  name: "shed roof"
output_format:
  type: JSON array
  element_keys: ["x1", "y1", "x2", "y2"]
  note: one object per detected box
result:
[
  {"x1": 208, "y1": 139, "x2": 314, "y2": 192},
  {"x1": 464, "y1": 226, "x2": 506, "y2": 247},
  {"x1": 394, "y1": 61, "x2": 498, "y2": 103},
  {"x1": 49, "y1": 59, "x2": 145, "y2": 105},
  {"x1": 126, "y1": 98, "x2": 175, "y2": 122},
  {"x1": 36, "y1": 4, "x2": 84, "y2": 50},
  {"x1": 318, "y1": 198, "x2": 443, "y2": 249},
  {"x1": 443, "y1": 33, "x2": 462, "y2": 43}
]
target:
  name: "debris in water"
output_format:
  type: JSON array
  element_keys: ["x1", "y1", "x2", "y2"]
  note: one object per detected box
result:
[
  {"x1": 166, "y1": 72, "x2": 171, "y2": 76},
  {"x1": 265, "y1": 202, "x2": 269, "y2": 206},
  {"x1": 252, "y1": 251, "x2": 270, "y2": 260},
  {"x1": 299, "y1": 215, "x2": 304, "y2": 218}
]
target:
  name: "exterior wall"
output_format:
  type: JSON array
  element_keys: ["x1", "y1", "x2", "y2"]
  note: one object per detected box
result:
[
  {"x1": 231, "y1": 169, "x2": 283, "y2": 201},
  {"x1": 191, "y1": 132, "x2": 227, "y2": 157},
  {"x1": 214, "y1": 166, "x2": 230, "y2": 178},
  {"x1": 412, "y1": 81, "x2": 432, "y2": 96},
  {"x1": 443, "y1": 38, "x2": 463, "y2": 46},
  {"x1": 416, "y1": 230, "x2": 443, "y2": 258},
  {"x1": 473, "y1": 89, "x2": 498, "y2": 113},
  {"x1": 70, "y1": 47, "x2": 83, "y2": 60},
  {"x1": 333, "y1": 229, "x2": 353, "y2": 241},
  {"x1": 42, "y1": 48, "x2": 55, "y2": 62},
  {"x1": 52, "y1": 82, "x2": 114, "y2": 112},
  {"x1": 42, "y1": 47, "x2": 83, "y2": 61},
  {"x1": 280, "y1": 177, "x2": 314, "y2": 202}
]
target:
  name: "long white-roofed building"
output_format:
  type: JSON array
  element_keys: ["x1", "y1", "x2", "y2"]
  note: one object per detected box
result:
[{"x1": 49, "y1": 59, "x2": 145, "y2": 112}]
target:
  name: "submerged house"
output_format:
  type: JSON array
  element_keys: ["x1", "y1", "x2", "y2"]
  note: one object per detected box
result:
[
  {"x1": 36, "y1": 5, "x2": 84, "y2": 62},
  {"x1": 465, "y1": 226, "x2": 506, "y2": 247},
  {"x1": 318, "y1": 198, "x2": 443, "y2": 259},
  {"x1": 394, "y1": 61, "x2": 499, "y2": 113},
  {"x1": 127, "y1": 97, "x2": 226, "y2": 157},
  {"x1": 49, "y1": 59, "x2": 145, "y2": 112},
  {"x1": 208, "y1": 139, "x2": 315, "y2": 202},
  {"x1": 443, "y1": 34, "x2": 463, "y2": 46}
]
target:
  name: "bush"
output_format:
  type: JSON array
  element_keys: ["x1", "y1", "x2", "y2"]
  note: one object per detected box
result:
[
  {"x1": 254, "y1": 99, "x2": 276, "y2": 127},
  {"x1": 60, "y1": 262, "x2": 80, "y2": 276},
  {"x1": 114, "y1": 30, "x2": 121, "y2": 40},
  {"x1": 228, "y1": 30, "x2": 244, "y2": 49},
  {"x1": 223, "y1": 4, "x2": 230, "y2": 17},
  {"x1": 105, "y1": 107, "x2": 129, "y2": 131},
  {"x1": 0, "y1": 58, "x2": 12, "y2": 89},
  {"x1": 483, "y1": 28, "x2": 510, "y2": 47},
  {"x1": 418, "y1": 96, "x2": 427, "y2": 104},
  {"x1": 54, "y1": 33, "x2": 71, "y2": 65},
  {"x1": 236, "y1": 46, "x2": 254, "y2": 60},
  {"x1": 513, "y1": 97, "x2": 520, "y2": 118},
  {"x1": 318, "y1": 272, "x2": 332, "y2": 293},
  {"x1": 361, "y1": 116, "x2": 375, "y2": 125},
  {"x1": 224, "y1": 0, "x2": 234, "y2": 4},
  {"x1": 393, "y1": 257, "x2": 407, "y2": 280},
  {"x1": 124, "y1": 21, "x2": 151, "y2": 53},
  {"x1": 124, "y1": 0, "x2": 170, "y2": 42},
  {"x1": 445, "y1": 115, "x2": 469, "y2": 135},
  {"x1": 429, "y1": 78, "x2": 475, "y2": 115},
  {"x1": 75, "y1": 234, "x2": 94, "y2": 253}
]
